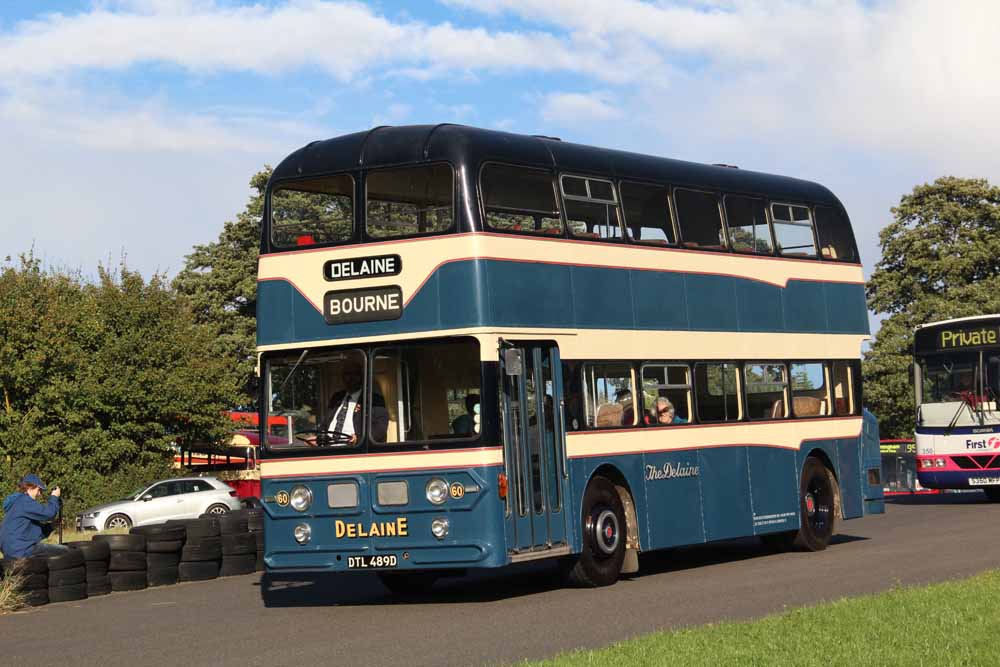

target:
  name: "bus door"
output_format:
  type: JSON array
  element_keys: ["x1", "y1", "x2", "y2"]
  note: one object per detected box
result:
[{"x1": 500, "y1": 343, "x2": 569, "y2": 557}]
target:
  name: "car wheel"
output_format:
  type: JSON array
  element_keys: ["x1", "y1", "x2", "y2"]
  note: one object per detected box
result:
[
  {"x1": 206, "y1": 503, "x2": 230, "y2": 516},
  {"x1": 104, "y1": 513, "x2": 132, "y2": 530}
]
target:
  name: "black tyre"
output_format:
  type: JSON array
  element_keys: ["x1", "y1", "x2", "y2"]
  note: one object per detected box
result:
[
  {"x1": 23, "y1": 589, "x2": 49, "y2": 606},
  {"x1": 147, "y1": 566, "x2": 180, "y2": 587},
  {"x1": 219, "y1": 516, "x2": 249, "y2": 535},
  {"x1": 565, "y1": 476, "x2": 627, "y2": 587},
  {"x1": 103, "y1": 513, "x2": 132, "y2": 530},
  {"x1": 983, "y1": 487, "x2": 1000, "y2": 502},
  {"x1": 181, "y1": 538, "x2": 222, "y2": 561},
  {"x1": 221, "y1": 533, "x2": 256, "y2": 556},
  {"x1": 66, "y1": 540, "x2": 111, "y2": 561},
  {"x1": 1, "y1": 556, "x2": 48, "y2": 575},
  {"x1": 94, "y1": 533, "x2": 146, "y2": 552},
  {"x1": 147, "y1": 552, "x2": 181, "y2": 568},
  {"x1": 178, "y1": 560, "x2": 220, "y2": 581},
  {"x1": 48, "y1": 582, "x2": 88, "y2": 603},
  {"x1": 131, "y1": 525, "x2": 186, "y2": 542},
  {"x1": 377, "y1": 572, "x2": 439, "y2": 595},
  {"x1": 19, "y1": 573, "x2": 50, "y2": 591},
  {"x1": 87, "y1": 576, "x2": 112, "y2": 597},
  {"x1": 147, "y1": 539, "x2": 184, "y2": 553},
  {"x1": 48, "y1": 566, "x2": 86, "y2": 587},
  {"x1": 109, "y1": 551, "x2": 147, "y2": 572},
  {"x1": 46, "y1": 549, "x2": 85, "y2": 571},
  {"x1": 220, "y1": 553, "x2": 256, "y2": 577},
  {"x1": 204, "y1": 503, "x2": 231, "y2": 517},
  {"x1": 256, "y1": 553, "x2": 264, "y2": 572},
  {"x1": 253, "y1": 531, "x2": 265, "y2": 549},
  {"x1": 791, "y1": 457, "x2": 837, "y2": 552},
  {"x1": 85, "y1": 561, "x2": 109, "y2": 578},
  {"x1": 183, "y1": 518, "x2": 220, "y2": 540},
  {"x1": 109, "y1": 570, "x2": 148, "y2": 591}
]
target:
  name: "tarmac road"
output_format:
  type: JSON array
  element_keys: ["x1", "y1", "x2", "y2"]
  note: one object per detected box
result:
[{"x1": 5, "y1": 494, "x2": 1000, "y2": 666}]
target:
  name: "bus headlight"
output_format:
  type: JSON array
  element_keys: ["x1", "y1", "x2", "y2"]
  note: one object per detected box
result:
[
  {"x1": 293, "y1": 523, "x2": 312, "y2": 544},
  {"x1": 431, "y1": 517, "x2": 450, "y2": 540},
  {"x1": 426, "y1": 479, "x2": 448, "y2": 505},
  {"x1": 290, "y1": 485, "x2": 313, "y2": 512}
]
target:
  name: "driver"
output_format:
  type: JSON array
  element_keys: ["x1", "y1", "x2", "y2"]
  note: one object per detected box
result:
[{"x1": 310, "y1": 359, "x2": 388, "y2": 445}]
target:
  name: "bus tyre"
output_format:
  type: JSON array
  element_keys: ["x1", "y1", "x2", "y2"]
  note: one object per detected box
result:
[
  {"x1": 378, "y1": 572, "x2": 439, "y2": 595},
  {"x1": 983, "y1": 488, "x2": 1000, "y2": 502},
  {"x1": 566, "y1": 476, "x2": 626, "y2": 587},
  {"x1": 792, "y1": 457, "x2": 837, "y2": 552}
]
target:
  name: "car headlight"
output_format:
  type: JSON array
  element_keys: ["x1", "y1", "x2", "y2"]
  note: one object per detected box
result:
[
  {"x1": 426, "y1": 478, "x2": 448, "y2": 505},
  {"x1": 83, "y1": 512, "x2": 100, "y2": 519},
  {"x1": 290, "y1": 485, "x2": 313, "y2": 512}
]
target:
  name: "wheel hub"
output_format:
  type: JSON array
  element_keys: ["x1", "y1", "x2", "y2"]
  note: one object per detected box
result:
[{"x1": 593, "y1": 509, "x2": 620, "y2": 555}]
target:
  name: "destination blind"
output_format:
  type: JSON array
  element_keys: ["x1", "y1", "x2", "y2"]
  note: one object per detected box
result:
[
  {"x1": 324, "y1": 286, "x2": 403, "y2": 325},
  {"x1": 324, "y1": 254, "x2": 401, "y2": 282}
]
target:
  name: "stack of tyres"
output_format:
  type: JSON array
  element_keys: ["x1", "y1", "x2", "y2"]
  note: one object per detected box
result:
[
  {"x1": 65, "y1": 540, "x2": 112, "y2": 596},
  {"x1": 215, "y1": 511, "x2": 256, "y2": 576},
  {"x1": 1, "y1": 556, "x2": 49, "y2": 606},
  {"x1": 46, "y1": 548, "x2": 88, "y2": 603},
  {"x1": 132, "y1": 524, "x2": 186, "y2": 587},
  {"x1": 95, "y1": 533, "x2": 147, "y2": 592},
  {"x1": 177, "y1": 517, "x2": 222, "y2": 581},
  {"x1": 247, "y1": 508, "x2": 265, "y2": 571}
]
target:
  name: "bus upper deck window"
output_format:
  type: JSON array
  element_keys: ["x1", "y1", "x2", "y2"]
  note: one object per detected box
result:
[
  {"x1": 270, "y1": 174, "x2": 354, "y2": 248},
  {"x1": 771, "y1": 203, "x2": 817, "y2": 258},
  {"x1": 366, "y1": 164, "x2": 454, "y2": 239},
  {"x1": 675, "y1": 189, "x2": 726, "y2": 251},
  {"x1": 481, "y1": 164, "x2": 562, "y2": 235},
  {"x1": 725, "y1": 195, "x2": 773, "y2": 255},
  {"x1": 621, "y1": 181, "x2": 675, "y2": 246},
  {"x1": 560, "y1": 175, "x2": 624, "y2": 241},
  {"x1": 814, "y1": 206, "x2": 859, "y2": 262}
]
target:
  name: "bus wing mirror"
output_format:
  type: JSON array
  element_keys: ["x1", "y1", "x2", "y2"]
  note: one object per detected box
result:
[{"x1": 504, "y1": 349, "x2": 523, "y2": 376}]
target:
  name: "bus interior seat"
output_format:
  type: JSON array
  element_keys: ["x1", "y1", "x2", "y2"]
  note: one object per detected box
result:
[
  {"x1": 821, "y1": 246, "x2": 838, "y2": 259},
  {"x1": 596, "y1": 403, "x2": 624, "y2": 427},
  {"x1": 769, "y1": 399, "x2": 786, "y2": 419},
  {"x1": 792, "y1": 396, "x2": 823, "y2": 417}
]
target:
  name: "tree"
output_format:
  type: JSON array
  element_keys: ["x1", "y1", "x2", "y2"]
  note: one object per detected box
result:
[
  {"x1": 173, "y1": 169, "x2": 270, "y2": 404},
  {"x1": 0, "y1": 254, "x2": 238, "y2": 519},
  {"x1": 863, "y1": 177, "x2": 1000, "y2": 438}
]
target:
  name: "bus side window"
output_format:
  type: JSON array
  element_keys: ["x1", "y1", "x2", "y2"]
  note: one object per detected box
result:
[
  {"x1": 582, "y1": 363, "x2": 636, "y2": 428},
  {"x1": 789, "y1": 362, "x2": 828, "y2": 417},
  {"x1": 694, "y1": 363, "x2": 742, "y2": 422},
  {"x1": 270, "y1": 173, "x2": 354, "y2": 248},
  {"x1": 828, "y1": 361, "x2": 854, "y2": 416},
  {"x1": 641, "y1": 364, "x2": 691, "y2": 424},
  {"x1": 480, "y1": 164, "x2": 562, "y2": 235},
  {"x1": 675, "y1": 189, "x2": 726, "y2": 251},
  {"x1": 745, "y1": 363, "x2": 789, "y2": 419},
  {"x1": 620, "y1": 181, "x2": 675, "y2": 246},
  {"x1": 772, "y1": 203, "x2": 817, "y2": 258},
  {"x1": 561, "y1": 175, "x2": 624, "y2": 241},
  {"x1": 725, "y1": 195, "x2": 773, "y2": 255},
  {"x1": 814, "y1": 206, "x2": 859, "y2": 262},
  {"x1": 366, "y1": 164, "x2": 454, "y2": 239}
]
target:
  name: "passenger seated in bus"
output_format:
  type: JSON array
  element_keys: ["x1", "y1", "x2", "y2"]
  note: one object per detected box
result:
[
  {"x1": 306, "y1": 360, "x2": 388, "y2": 445},
  {"x1": 650, "y1": 397, "x2": 686, "y2": 425},
  {"x1": 451, "y1": 394, "x2": 480, "y2": 436}
]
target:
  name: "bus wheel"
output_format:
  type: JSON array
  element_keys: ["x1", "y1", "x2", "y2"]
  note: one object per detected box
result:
[
  {"x1": 983, "y1": 488, "x2": 1000, "y2": 502},
  {"x1": 566, "y1": 476, "x2": 626, "y2": 587},
  {"x1": 792, "y1": 457, "x2": 837, "y2": 551},
  {"x1": 378, "y1": 572, "x2": 439, "y2": 595}
]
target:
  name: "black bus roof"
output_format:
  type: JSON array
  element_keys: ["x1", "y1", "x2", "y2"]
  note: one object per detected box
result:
[{"x1": 270, "y1": 123, "x2": 843, "y2": 207}]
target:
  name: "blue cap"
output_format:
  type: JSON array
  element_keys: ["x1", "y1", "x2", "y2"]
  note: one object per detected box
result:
[{"x1": 21, "y1": 474, "x2": 46, "y2": 491}]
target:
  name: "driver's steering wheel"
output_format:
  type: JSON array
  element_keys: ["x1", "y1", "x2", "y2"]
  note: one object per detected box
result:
[{"x1": 295, "y1": 429, "x2": 355, "y2": 447}]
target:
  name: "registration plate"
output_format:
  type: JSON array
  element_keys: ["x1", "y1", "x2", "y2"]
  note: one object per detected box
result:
[
  {"x1": 969, "y1": 477, "x2": 1000, "y2": 486},
  {"x1": 347, "y1": 554, "x2": 398, "y2": 569}
]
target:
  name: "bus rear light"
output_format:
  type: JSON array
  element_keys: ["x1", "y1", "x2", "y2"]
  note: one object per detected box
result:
[{"x1": 498, "y1": 473, "x2": 508, "y2": 499}]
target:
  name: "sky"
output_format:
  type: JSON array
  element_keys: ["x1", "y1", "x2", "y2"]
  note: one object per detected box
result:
[{"x1": 2, "y1": 0, "x2": 998, "y2": 332}]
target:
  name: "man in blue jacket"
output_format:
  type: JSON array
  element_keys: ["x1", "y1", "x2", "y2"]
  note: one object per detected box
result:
[{"x1": 0, "y1": 474, "x2": 68, "y2": 559}]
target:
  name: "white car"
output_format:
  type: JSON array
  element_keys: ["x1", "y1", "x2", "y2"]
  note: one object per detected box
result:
[{"x1": 76, "y1": 476, "x2": 242, "y2": 530}]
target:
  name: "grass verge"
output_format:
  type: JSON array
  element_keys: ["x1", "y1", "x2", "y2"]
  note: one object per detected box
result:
[
  {"x1": 523, "y1": 570, "x2": 1000, "y2": 666},
  {"x1": 0, "y1": 571, "x2": 25, "y2": 613}
]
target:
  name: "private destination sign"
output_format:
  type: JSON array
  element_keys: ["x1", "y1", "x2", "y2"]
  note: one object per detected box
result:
[
  {"x1": 323, "y1": 254, "x2": 401, "y2": 282},
  {"x1": 323, "y1": 286, "x2": 403, "y2": 325}
]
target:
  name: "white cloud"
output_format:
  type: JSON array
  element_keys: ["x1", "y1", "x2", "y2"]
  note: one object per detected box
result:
[{"x1": 541, "y1": 91, "x2": 621, "y2": 123}]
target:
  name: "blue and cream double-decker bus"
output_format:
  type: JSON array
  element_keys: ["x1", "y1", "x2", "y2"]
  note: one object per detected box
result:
[{"x1": 256, "y1": 125, "x2": 884, "y2": 591}]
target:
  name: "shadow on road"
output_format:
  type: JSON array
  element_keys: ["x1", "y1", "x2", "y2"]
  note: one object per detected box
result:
[
  {"x1": 258, "y1": 534, "x2": 869, "y2": 607},
  {"x1": 887, "y1": 491, "x2": 990, "y2": 506}
]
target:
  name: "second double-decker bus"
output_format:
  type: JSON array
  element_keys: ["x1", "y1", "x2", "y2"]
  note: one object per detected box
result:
[
  {"x1": 256, "y1": 125, "x2": 884, "y2": 591},
  {"x1": 914, "y1": 315, "x2": 1000, "y2": 499}
]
